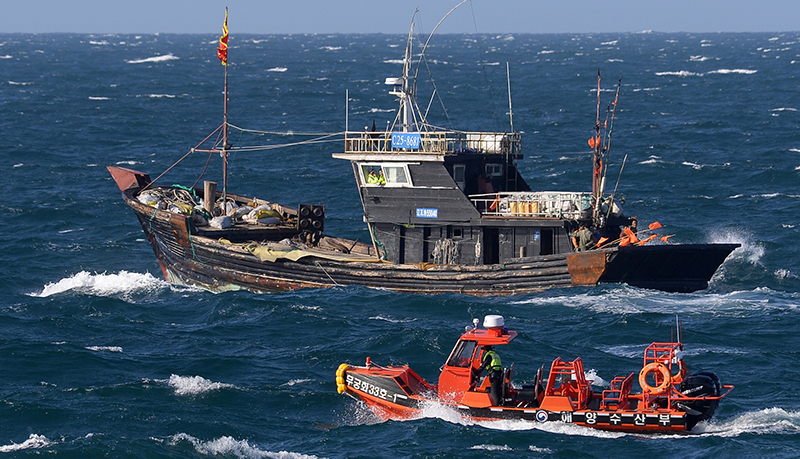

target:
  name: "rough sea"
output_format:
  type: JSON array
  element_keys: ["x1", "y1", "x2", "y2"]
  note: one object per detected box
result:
[{"x1": 1, "y1": 30, "x2": 799, "y2": 458}]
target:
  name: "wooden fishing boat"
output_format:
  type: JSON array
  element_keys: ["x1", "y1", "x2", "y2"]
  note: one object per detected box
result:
[
  {"x1": 336, "y1": 315, "x2": 733, "y2": 433},
  {"x1": 108, "y1": 9, "x2": 738, "y2": 296}
]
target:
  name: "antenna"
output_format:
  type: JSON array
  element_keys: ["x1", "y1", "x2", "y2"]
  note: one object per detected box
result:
[{"x1": 506, "y1": 62, "x2": 514, "y2": 133}]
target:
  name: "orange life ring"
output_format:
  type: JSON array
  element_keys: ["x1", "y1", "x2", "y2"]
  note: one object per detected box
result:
[{"x1": 639, "y1": 362, "x2": 671, "y2": 395}]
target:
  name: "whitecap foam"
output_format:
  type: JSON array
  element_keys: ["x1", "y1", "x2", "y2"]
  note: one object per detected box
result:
[
  {"x1": 267, "y1": 67, "x2": 287, "y2": 72},
  {"x1": 89, "y1": 96, "x2": 110, "y2": 100},
  {"x1": 167, "y1": 374, "x2": 235, "y2": 396},
  {"x1": 708, "y1": 69, "x2": 757, "y2": 75},
  {"x1": 169, "y1": 433, "x2": 321, "y2": 459},
  {"x1": 775, "y1": 269, "x2": 798, "y2": 280},
  {"x1": 126, "y1": 54, "x2": 179, "y2": 64},
  {"x1": 369, "y1": 314, "x2": 407, "y2": 323},
  {"x1": 31, "y1": 271, "x2": 169, "y2": 299},
  {"x1": 283, "y1": 378, "x2": 312, "y2": 386},
  {"x1": 86, "y1": 346, "x2": 123, "y2": 353},
  {"x1": 655, "y1": 70, "x2": 702, "y2": 77},
  {"x1": 0, "y1": 434, "x2": 51, "y2": 453},
  {"x1": 320, "y1": 46, "x2": 341, "y2": 51},
  {"x1": 471, "y1": 444, "x2": 513, "y2": 451}
]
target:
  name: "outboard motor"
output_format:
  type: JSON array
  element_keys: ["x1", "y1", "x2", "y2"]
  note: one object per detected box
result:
[{"x1": 677, "y1": 371, "x2": 721, "y2": 429}]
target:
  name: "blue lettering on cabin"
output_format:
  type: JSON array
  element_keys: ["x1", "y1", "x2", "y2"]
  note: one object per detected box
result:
[
  {"x1": 416, "y1": 208, "x2": 438, "y2": 219},
  {"x1": 392, "y1": 132, "x2": 421, "y2": 150}
]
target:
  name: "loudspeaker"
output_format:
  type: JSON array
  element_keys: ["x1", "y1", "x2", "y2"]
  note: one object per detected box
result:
[{"x1": 298, "y1": 204, "x2": 325, "y2": 233}]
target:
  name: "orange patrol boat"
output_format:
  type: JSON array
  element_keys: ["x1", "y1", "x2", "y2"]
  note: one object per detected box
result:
[{"x1": 336, "y1": 315, "x2": 733, "y2": 433}]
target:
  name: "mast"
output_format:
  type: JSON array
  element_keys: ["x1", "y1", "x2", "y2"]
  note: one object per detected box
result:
[{"x1": 591, "y1": 70, "x2": 602, "y2": 224}]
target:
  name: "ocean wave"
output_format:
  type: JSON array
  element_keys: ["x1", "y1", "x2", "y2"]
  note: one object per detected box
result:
[
  {"x1": 89, "y1": 40, "x2": 110, "y2": 46},
  {"x1": 0, "y1": 434, "x2": 51, "y2": 453},
  {"x1": 169, "y1": 433, "x2": 321, "y2": 459},
  {"x1": 31, "y1": 270, "x2": 170, "y2": 298},
  {"x1": 126, "y1": 54, "x2": 179, "y2": 64},
  {"x1": 267, "y1": 67, "x2": 288, "y2": 72},
  {"x1": 89, "y1": 96, "x2": 110, "y2": 100},
  {"x1": 9, "y1": 80, "x2": 34, "y2": 85},
  {"x1": 167, "y1": 374, "x2": 235, "y2": 396},
  {"x1": 320, "y1": 46, "x2": 342, "y2": 51}
]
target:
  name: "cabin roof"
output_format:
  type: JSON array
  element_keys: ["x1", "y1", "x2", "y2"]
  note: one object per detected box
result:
[{"x1": 458, "y1": 328, "x2": 518, "y2": 345}]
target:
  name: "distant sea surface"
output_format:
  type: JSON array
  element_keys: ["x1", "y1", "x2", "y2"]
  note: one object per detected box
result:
[{"x1": 1, "y1": 30, "x2": 799, "y2": 458}]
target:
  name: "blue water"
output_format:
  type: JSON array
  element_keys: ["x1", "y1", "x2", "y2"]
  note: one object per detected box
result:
[{"x1": 1, "y1": 30, "x2": 800, "y2": 457}]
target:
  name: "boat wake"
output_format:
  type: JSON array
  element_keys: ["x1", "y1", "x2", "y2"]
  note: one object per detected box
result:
[
  {"x1": 404, "y1": 404, "x2": 800, "y2": 439},
  {"x1": 694, "y1": 407, "x2": 800, "y2": 437},
  {"x1": 168, "y1": 433, "x2": 321, "y2": 459},
  {"x1": 30, "y1": 270, "x2": 186, "y2": 300}
]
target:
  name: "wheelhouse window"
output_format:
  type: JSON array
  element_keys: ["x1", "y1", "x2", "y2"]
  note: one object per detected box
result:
[
  {"x1": 446, "y1": 340, "x2": 477, "y2": 368},
  {"x1": 485, "y1": 163, "x2": 503, "y2": 177},
  {"x1": 359, "y1": 163, "x2": 411, "y2": 187}
]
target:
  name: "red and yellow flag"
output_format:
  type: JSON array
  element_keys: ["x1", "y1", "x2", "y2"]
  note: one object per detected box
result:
[{"x1": 217, "y1": 9, "x2": 229, "y2": 66}]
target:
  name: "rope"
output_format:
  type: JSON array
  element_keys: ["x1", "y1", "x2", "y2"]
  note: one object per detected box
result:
[{"x1": 314, "y1": 261, "x2": 340, "y2": 286}]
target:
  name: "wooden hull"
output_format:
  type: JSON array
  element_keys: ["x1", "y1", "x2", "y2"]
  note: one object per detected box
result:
[
  {"x1": 111, "y1": 166, "x2": 739, "y2": 295},
  {"x1": 120, "y1": 189, "x2": 738, "y2": 295}
]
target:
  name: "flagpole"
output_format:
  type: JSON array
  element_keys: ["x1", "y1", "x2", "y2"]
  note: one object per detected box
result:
[
  {"x1": 217, "y1": 7, "x2": 229, "y2": 209},
  {"x1": 222, "y1": 54, "x2": 228, "y2": 207}
]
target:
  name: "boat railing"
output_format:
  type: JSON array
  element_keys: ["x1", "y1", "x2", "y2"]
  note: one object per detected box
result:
[
  {"x1": 343, "y1": 130, "x2": 520, "y2": 156},
  {"x1": 470, "y1": 191, "x2": 593, "y2": 219}
]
